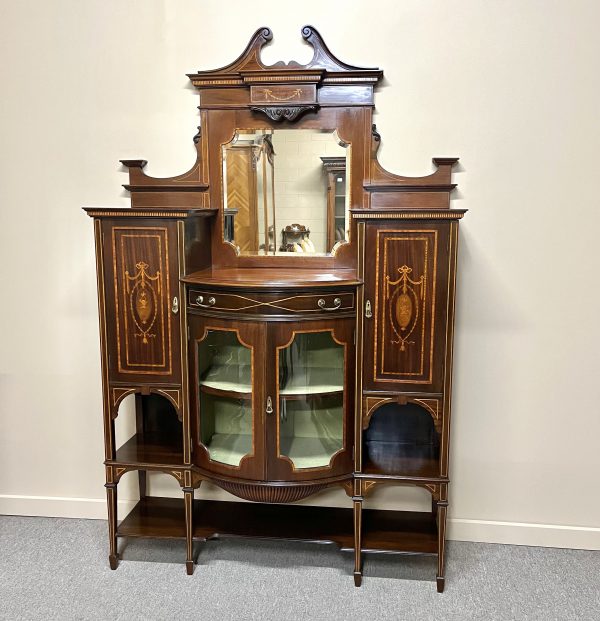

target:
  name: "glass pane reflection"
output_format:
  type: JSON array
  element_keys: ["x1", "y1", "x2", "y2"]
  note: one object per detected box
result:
[
  {"x1": 197, "y1": 330, "x2": 252, "y2": 466},
  {"x1": 278, "y1": 332, "x2": 344, "y2": 469}
]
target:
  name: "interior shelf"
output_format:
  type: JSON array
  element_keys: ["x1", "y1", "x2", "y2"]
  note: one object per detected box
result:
[
  {"x1": 280, "y1": 367, "x2": 343, "y2": 396},
  {"x1": 200, "y1": 383, "x2": 252, "y2": 400},
  {"x1": 204, "y1": 433, "x2": 252, "y2": 466},
  {"x1": 279, "y1": 436, "x2": 340, "y2": 469},
  {"x1": 113, "y1": 431, "x2": 183, "y2": 467},
  {"x1": 200, "y1": 365, "x2": 251, "y2": 395},
  {"x1": 279, "y1": 390, "x2": 343, "y2": 401},
  {"x1": 118, "y1": 497, "x2": 438, "y2": 555}
]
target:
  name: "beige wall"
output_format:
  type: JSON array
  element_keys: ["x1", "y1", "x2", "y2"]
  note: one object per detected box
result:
[
  {"x1": 1, "y1": 0, "x2": 599, "y2": 549},
  {"x1": 271, "y1": 129, "x2": 346, "y2": 253}
]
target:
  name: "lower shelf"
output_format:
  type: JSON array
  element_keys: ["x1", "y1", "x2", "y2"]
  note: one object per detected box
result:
[
  {"x1": 362, "y1": 440, "x2": 440, "y2": 479},
  {"x1": 117, "y1": 497, "x2": 438, "y2": 555},
  {"x1": 114, "y1": 432, "x2": 183, "y2": 467}
]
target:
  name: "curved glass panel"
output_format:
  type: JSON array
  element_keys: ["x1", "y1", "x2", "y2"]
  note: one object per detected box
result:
[
  {"x1": 197, "y1": 330, "x2": 252, "y2": 466},
  {"x1": 278, "y1": 332, "x2": 344, "y2": 469}
]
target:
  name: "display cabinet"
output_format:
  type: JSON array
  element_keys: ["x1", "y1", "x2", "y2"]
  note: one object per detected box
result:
[{"x1": 85, "y1": 26, "x2": 465, "y2": 591}]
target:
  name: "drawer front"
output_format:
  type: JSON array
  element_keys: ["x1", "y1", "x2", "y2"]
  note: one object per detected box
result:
[{"x1": 188, "y1": 289, "x2": 355, "y2": 317}]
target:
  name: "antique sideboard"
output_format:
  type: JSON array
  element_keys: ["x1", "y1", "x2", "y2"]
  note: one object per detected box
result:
[{"x1": 85, "y1": 26, "x2": 465, "y2": 591}]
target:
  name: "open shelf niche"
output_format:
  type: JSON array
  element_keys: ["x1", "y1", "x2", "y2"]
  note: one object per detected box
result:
[
  {"x1": 114, "y1": 393, "x2": 184, "y2": 468},
  {"x1": 362, "y1": 403, "x2": 440, "y2": 479}
]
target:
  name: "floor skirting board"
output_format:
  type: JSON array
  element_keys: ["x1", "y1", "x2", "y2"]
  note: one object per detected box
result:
[
  {"x1": 1, "y1": 494, "x2": 599, "y2": 550},
  {"x1": 0, "y1": 495, "x2": 137, "y2": 520},
  {"x1": 448, "y1": 518, "x2": 600, "y2": 550}
]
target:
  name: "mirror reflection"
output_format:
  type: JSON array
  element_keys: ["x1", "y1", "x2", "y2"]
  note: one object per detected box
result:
[{"x1": 222, "y1": 129, "x2": 349, "y2": 256}]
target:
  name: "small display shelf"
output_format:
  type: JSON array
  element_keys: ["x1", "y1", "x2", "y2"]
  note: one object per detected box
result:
[
  {"x1": 111, "y1": 393, "x2": 184, "y2": 468},
  {"x1": 362, "y1": 403, "x2": 440, "y2": 479},
  {"x1": 114, "y1": 431, "x2": 183, "y2": 467},
  {"x1": 362, "y1": 447, "x2": 440, "y2": 479}
]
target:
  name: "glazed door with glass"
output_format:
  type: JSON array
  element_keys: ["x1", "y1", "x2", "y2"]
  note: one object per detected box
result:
[
  {"x1": 190, "y1": 316, "x2": 266, "y2": 480},
  {"x1": 266, "y1": 319, "x2": 354, "y2": 481}
]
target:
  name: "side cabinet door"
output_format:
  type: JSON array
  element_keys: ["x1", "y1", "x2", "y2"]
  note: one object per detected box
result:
[
  {"x1": 102, "y1": 219, "x2": 181, "y2": 384},
  {"x1": 266, "y1": 319, "x2": 354, "y2": 482},
  {"x1": 363, "y1": 222, "x2": 451, "y2": 393}
]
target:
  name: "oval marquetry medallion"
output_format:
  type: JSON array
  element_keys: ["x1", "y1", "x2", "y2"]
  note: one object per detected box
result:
[{"x1": 396, "y1": 292, "x2": 413, "y2": 330}]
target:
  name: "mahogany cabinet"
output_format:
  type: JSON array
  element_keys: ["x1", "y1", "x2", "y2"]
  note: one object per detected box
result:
[{"x1": 84, "y1": 27, "x2": 465, "y2": 591}]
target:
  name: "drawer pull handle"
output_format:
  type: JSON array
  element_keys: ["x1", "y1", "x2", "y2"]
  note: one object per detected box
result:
[
  {"x1": 317, "y1": 297, "x2": 342, "y2": 311},
  {"x1": 195, "y1": 295, "x2": 216, "y2": 308},
  {"x1": 171, "y1": 297, "x2": 179, "y2": 314}
]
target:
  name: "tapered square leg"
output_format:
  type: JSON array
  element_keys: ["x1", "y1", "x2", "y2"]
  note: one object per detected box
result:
[
  {"x1": 184, "y1": 487, "x2": 194, "y2": 575},
  {"x1": 436, "y1": 503, "x2": 448, "y2": 593},
  {"x1": 105, "y1": 482, "x2": 118, "y2": 570},
  {"x1": 353, "y1": 498, "x2": 363, "y2": 587}
]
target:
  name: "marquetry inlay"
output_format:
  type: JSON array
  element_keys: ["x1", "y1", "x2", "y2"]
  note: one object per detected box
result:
[
  {"x1": 386, "y1": 265, "x2": 424, "y2": 352},
  {"x1": 126, "y1": 261, "x2": 160, "y2": 344},
  {"x1": 112, "y1": 227, "x2": 172, "y2": 376},
  {"x1": 373, "y1": 230, "x2": 438, "y2": 385}
]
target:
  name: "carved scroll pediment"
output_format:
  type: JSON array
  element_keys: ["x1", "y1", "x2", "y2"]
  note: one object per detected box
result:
[
  {"x1": 249, "y1": 105, "x2": 319, "y2": 122},
  {"x1": 187, "y1": 26, "x2": 383, "y2": 88}
]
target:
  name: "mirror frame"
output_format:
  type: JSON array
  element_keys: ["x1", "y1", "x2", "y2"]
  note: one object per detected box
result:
[
  {"x1": 121, "y1": 26, "x2": 460, "y2": 273},
  {"x1": 221, "y1": 127, "x2": 351, "y2": 258}
]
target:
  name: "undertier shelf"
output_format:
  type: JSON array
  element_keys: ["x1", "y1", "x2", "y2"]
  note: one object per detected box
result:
[
  {"x1": 117, "y1": 497, "x2": 438, "y2": 555},
  {"x1": 113, "y1": 432, "x2": 183, "y2": 467}
]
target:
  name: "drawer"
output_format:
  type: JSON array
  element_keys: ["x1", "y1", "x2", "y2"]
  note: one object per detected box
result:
[{"x1": 188, "y1": 289, "x2": 355, "y2": 316}]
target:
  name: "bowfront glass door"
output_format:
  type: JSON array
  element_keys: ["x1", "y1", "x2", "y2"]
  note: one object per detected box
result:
[
  {"x1": 191, "y1": 317, "x2": 265, "y2": 480},
  {"x1": 268, "y1": 319, "x2": 354, "y2": 481}
]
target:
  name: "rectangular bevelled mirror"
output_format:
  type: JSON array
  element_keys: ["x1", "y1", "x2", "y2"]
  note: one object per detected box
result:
[{"x1": 222, "y1": 129, "x2": 350, "y2": 256}]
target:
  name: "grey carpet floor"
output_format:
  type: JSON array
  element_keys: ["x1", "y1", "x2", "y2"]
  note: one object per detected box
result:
[{"x1": 0, "y1": 515, "x2": 598, "y2": 621}]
